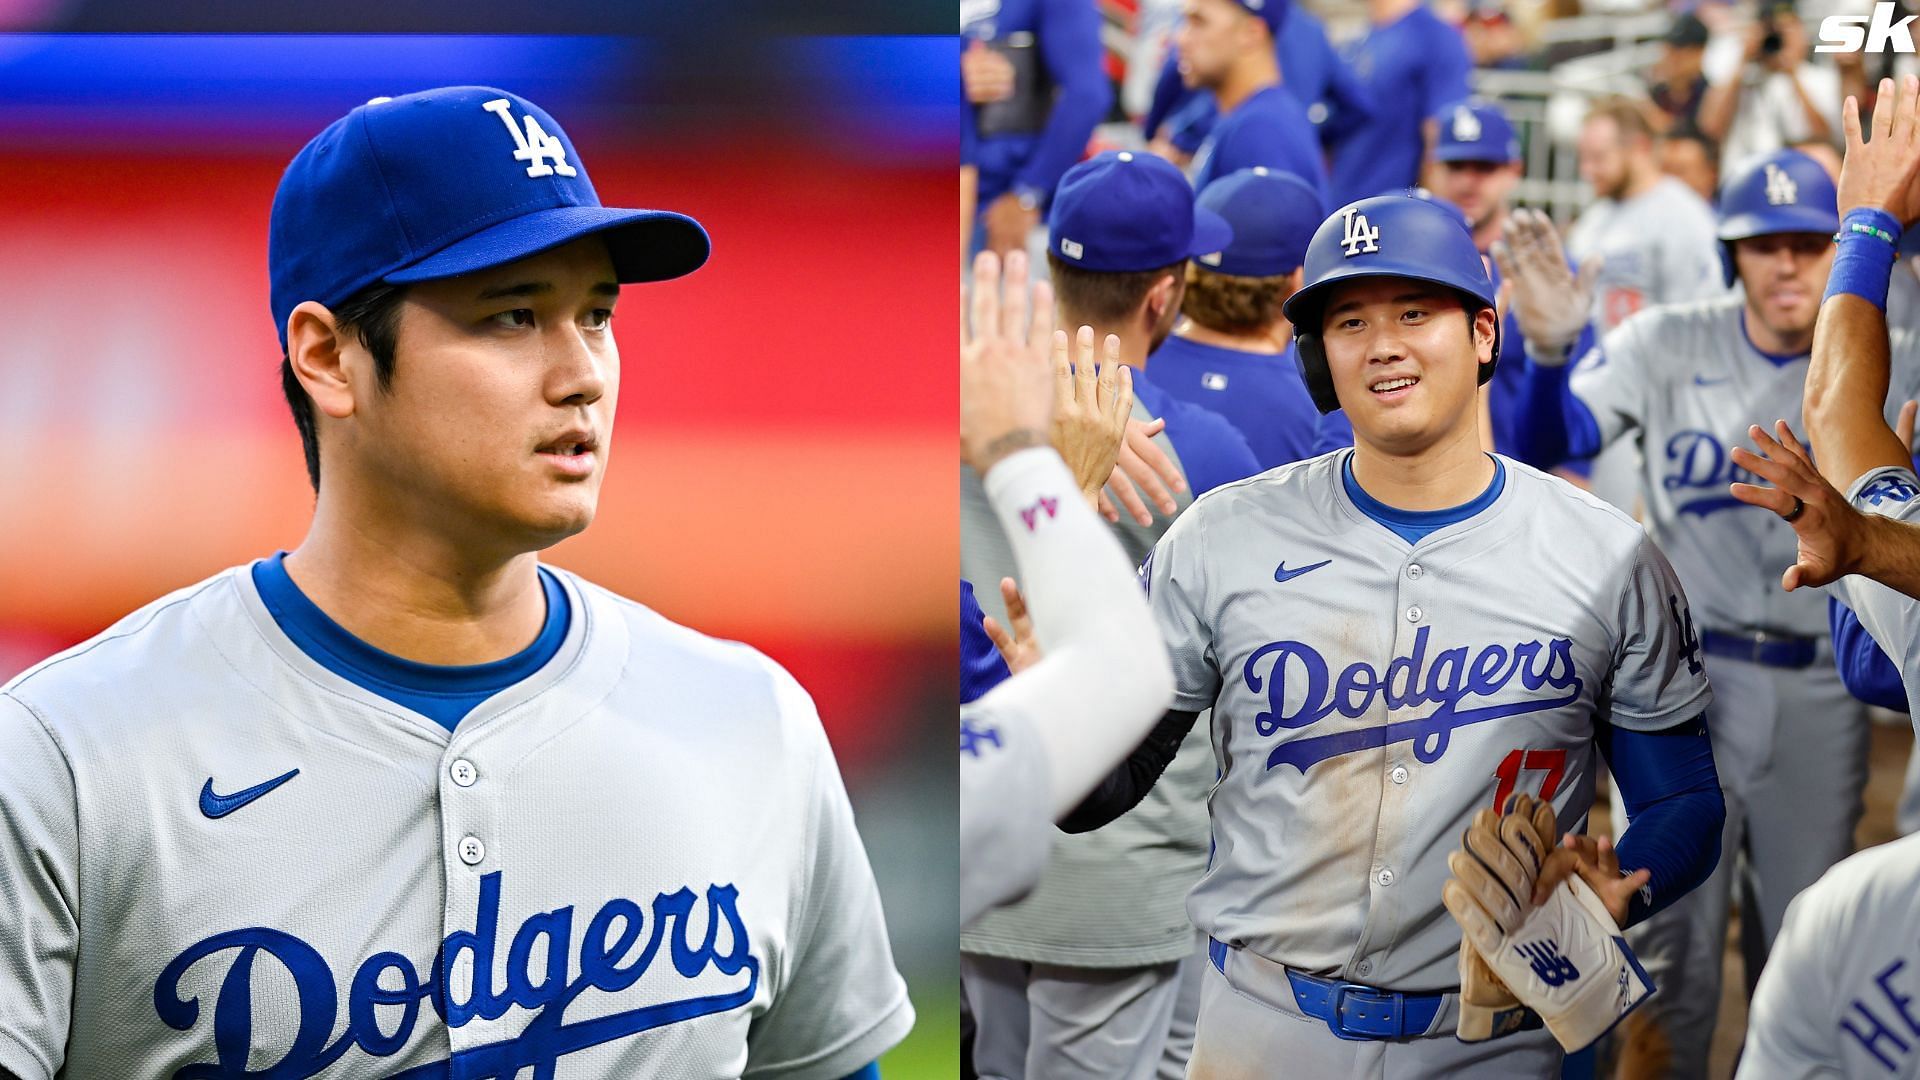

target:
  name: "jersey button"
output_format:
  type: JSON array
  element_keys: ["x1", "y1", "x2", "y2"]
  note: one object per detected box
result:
[
  {"x1": 1406, "y1": 563, "x2": 1423, "y2": 579},
  {"x1": 458, "y1": 835, "x2": 486, "y2": 866},
  {"x1": 1356, "y1": 959, "x2": 1373, "y2": 976},
  {"x1": 1405, "y1": 605, "x2": 1423, "y2": 623},
  {"x1": 1390, "y1": 765, "x2": 1409, "y2": 785},
  {"x1": 1376, "y1": 868, "x2": 1394, "y2": 887},
  {"x1": 450, "y1": 759, "x2": 478, "y2": 788}
]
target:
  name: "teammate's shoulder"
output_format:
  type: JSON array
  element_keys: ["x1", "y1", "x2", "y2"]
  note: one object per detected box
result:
[
  {"x1": 2, "y1": 564, "x2": 245, "y2": 700},
  {"x1": 1611, "y1": 294, "x2": 1741, "y2": 346}
]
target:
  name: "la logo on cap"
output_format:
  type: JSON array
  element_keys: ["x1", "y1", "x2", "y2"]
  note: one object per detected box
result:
[
  {"x1": 1452, "y1": 107, "x2": 1482, "y2": 143},
  {"x1": 1060, "y1": 238, "x2": 1085, "y2": 260},
  {"x1": 483, "y1": 97, "x2": 577, "y2": 179},
  {"x1": 1763, "y1": 162, "x2": 1798, "y2": 206},
  {"x1": 1199, "y1": 251, "x2": 1222, "y2": 265},
  {"x1": 1340, "y1": 206, "x2": 1380, "y2": 257}
]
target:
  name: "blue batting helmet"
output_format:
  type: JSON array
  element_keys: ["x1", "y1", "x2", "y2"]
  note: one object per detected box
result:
[
  {"x1": 1281, "y1": 194, "x2": 1499, "y2": 414},
  {"x1": 1715, "y1": 148, "x2": 1838, "y2": 286}
]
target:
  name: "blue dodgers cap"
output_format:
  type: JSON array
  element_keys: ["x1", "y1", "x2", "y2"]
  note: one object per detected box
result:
[
  {"x1": 1048, "y1": 151, "x2": 1233, "y2": 272},
  {"x1": 1233, "y1": 0, "x2": 1290, "y2": 35},
  {"x1": 1434, "y1": 99, "x2": 1520, "y2": 164},
  {"x1": 269, "y1": 86, "x2": 710, "y2": 349},
  {"x1": 1194, "y1": 167, "x2": 1324, "y2": 276}
]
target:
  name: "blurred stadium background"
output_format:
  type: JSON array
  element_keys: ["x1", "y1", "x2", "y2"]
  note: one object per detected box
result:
[{"x1": 0, "y1": 29, "x2": 958, "y2": 1077}]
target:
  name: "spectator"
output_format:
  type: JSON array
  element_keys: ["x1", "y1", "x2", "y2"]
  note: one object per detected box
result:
[
  {"x1": 1697, "y1": 2, "x2": 1840, "y2": 172},
  {"x1": 962, "y1": 0, "x2": 1115, "y2": 258},
  {"x1": 1176, "y1": 0, "x2": 1330, "y2": 198},
  {"x1": 1662, "y1": 127, "x2": 1721, "y2": 203},
  {"x1": 1651, "y1": 12, "x2": 1713, "y2": 133},
  {"x1": 1325, "y1": 0, "x2": 1473, "y2": 200}
]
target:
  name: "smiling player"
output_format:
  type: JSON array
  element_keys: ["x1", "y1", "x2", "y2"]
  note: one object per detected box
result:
[
  {"x1": 1060, "y1": 194, "x2": 1721, "y2": 1076},
  {"x1": 0, "y1": 86, "x2": 911, "y2": 1079}
]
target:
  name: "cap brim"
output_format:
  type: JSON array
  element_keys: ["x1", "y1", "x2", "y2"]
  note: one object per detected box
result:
[
  {"x1": 1189, "y1": 207, "x2": 1235, "y2": 259},
  {"x1": 385, "y1": 205, "x2": 710, "y2": 287},
  {"x1": 1432, "y1": 144, "x2": 1512, "y2": 164}
]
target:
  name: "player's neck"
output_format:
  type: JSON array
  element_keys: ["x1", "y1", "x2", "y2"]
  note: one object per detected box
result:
[
  {"x1": 1349, "y1": 421, "x2": 1494, "y2": 511},
  {"x1": 1061, "y1": 305, "x2": 1155, "y2": 368},
  {"x1": 1620, "y1": 162, "x2": 1661, "y2": 202},
  {"x1": 1174, "y1": 317, "x2": 1288, "y2": 354},
  {"x1": 1215, "y1": 57, "x2": 1279, "y2": 115},
  {"x1": 1741, "y1": 305, "x2": 1813, "y2": 357},
  {"x1": 283, "y1": 503, "x2": 549, "y2": 667},
  {"x1": 1368, "y1": 0, "x2": 1419, "y2": 26}
]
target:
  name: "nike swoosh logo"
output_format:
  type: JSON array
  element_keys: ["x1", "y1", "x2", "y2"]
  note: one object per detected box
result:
[
  {"x1": 1693, "y1": 375, "x2": 1730, "y2": 386},
  {"x1": 1274, "y1": 559, "x2": 1332, "y2": 583},
  {"x1": 199, "y1": 768, "x2": 300, "y2": 819}
]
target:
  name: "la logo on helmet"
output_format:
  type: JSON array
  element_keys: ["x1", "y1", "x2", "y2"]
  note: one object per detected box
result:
[
  {"x1": 482, "y1": 98, "x2": 578, "y2": 179},
  {"x1": 1763, "y1": 164, "x2": 1798, "y2": 206},
  {"x1": 1341, "y1": 207, "x2": 1380, "y2": 257}
]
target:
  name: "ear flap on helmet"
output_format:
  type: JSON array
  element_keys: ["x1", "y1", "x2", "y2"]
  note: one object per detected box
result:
[{"x1": 1294, "y1": 333, "x2": 1342, "y2": 414}]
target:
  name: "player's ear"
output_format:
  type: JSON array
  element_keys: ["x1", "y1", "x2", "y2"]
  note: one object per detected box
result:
[
  {"x1": 1472, "y1": 305, "x2": 1499, "y2": 367},
  {"x1": 285, "y1": 301, "x2": 357, "y2": 421},
  {"x1": 1146, "y1": 272, "x2": 1180, "y2": 325}
]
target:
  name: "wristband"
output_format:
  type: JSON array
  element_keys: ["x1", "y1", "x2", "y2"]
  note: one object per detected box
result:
[{"x1": 1825, "y1": 208, "x2": 1902, "y2": 312}]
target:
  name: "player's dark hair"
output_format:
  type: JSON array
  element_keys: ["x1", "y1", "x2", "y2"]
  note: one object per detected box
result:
[
  {"x1": 1047, "y1": 256, "x2": 1188, "y2": 327},
  {"x1": 1182, "y1": 263, "x2": 1293, "y2": 336},
  {"x1": 279, "y1": 282, "x2": 407, "y2": 492}
]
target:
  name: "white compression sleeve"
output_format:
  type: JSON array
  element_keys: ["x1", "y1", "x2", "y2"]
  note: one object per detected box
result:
[{"x1": 976, "y1": 446, "x2": 1175, "y2": 818}]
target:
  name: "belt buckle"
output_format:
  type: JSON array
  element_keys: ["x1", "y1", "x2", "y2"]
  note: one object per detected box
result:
[
  {"x1": 1327, "y1": 982, "x2": 1399, "y2": 1041},
  {"x1": 1751, "y1": 630, "x2": 1772, "y2": 663}
]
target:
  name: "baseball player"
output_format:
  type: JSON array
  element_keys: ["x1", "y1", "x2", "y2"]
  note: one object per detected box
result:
[
  {"x1": 1062, "y1": 194, "x2": 1722, "y2": 1076},
  {"x1": 959, "y1": 249, "x2": 1175, "y2": 928},
  {"x1": 1175, "y1": 0, "x2": 1330, "y2": 200},
  {"x1": 1503, "y1": 144, "x2": 1920, "y2": 1077},
  {"x1": 1324, "y1": 0, "x2": 1472, "y2": 199},
  {"x1": 1148, "y1": 166, "x2": 1328, "y2": 470},
  {"x1": 1719, "y1": 75, "x2": 1920, "y2": 1077},
  {"x1": 0, "y1": 87, "x2": 911, "y2": 1079}
]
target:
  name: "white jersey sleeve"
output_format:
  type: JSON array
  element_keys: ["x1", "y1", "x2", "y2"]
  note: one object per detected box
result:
[
  {"x1": 1608, "y1": 533, "x2": 1714, "y2": 730},
  {"x1": 742, "y1": 662, "x2": 915, "y2": 1080},
  {"x1": 1738, "y1": 874, "x2": 1849, "y2": 1079},
  {"x1": 0, "y1": 692, "x2": 78, "y2": 1080},
  {"x1": 1570, "y1": 309, "x2": 1657, "y2": 451},
  {"x1": 1144, "y1": 505, "x2": 1221, "y2": 713},
  {"x1": 959, "y1": 700, "x2": 1053, "y2": 928}
]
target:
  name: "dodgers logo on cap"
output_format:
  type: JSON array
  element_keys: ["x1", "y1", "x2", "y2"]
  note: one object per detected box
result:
[{"x1": 1764, "y1": 163, "x2": 1798, "y2": 206}]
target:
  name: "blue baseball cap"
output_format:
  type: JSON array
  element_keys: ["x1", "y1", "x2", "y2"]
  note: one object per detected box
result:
[
  {"x1": 1434, "y1": 99, "x2": 1520, "y2": 164},
  {"x1": 1233, "y1": 0, "x2": 1291, "y2": 35},
  {"x1": 1194, "y1": 167, "x2": 1324, "y2": 276},
  {"x1": 269, "y1": 86, "x2": 710, "y2": 350},
  {"x1": 1048, "y1": 151, "x2": 1234, "y2": 272}
]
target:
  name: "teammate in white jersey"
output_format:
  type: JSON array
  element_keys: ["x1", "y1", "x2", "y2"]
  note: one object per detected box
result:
[
  {"x1": 1062, "y1": 194, "x2": 1723, "y2": 1077},
  {"x1": 1505, "y1": 140, "x2": 1920, "y2": 1077},
  {"x1": 1724, "y1": 74, "x2": 1920, "y2": 1079},
  {"x1": 958, "y1": 248, "x2": 1175, "y2": 929},
  {"x1": 0, "y1": 86, "x2": 912, "y2": 1079}
]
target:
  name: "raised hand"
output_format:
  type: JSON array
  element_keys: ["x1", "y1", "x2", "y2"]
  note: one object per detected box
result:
[
  {"x1": 981, "y1": 577, "x2": 1042, "y2": 674},
  {"x1": 961, "y1": 250, "x2": 1057, "y2": 475},
  {"x1": 1729, "y1": 420, "x2": 1872, "y2": 590},
  {"x1": 1489, "y1": 209, "x2": 1599, "y2": 362},
  {"x1": 1839, "y1": 73, "x2": 1920, "y2": 224},
  {"x1": 1529, "y1": 832, "x2": 1651, "y2": 929},
  {"x1": 1049, "y1": 326, "x2": 1136, "y2": 505}
]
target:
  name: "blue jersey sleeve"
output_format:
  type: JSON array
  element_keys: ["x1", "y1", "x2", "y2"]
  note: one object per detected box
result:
[
  {"x1": 1167, "y1": 401, "x2": 1263, "y2": 495},
  {"x1": 1205, "y1": 93, "x2": 1329, "y2": 200},
  {"x1": 1014, "y1": 0, "x2": 1114, "y2": 201},
  {"x1": 1830, "y1": 597, "x2": 1910, "y2": 712},
  {"x1": 1596, "y1": 715, "x2": 1724, "y2": 927},
  {"x1": 1510, "y1": 341, "x2": 1604, "y2": 468},
  {"x1": 1144, "y1": 50, "x2": 1189, "y2": 140},
  {"x1": 961, "y1": 580, "x2": 1013, "y2": 705}
]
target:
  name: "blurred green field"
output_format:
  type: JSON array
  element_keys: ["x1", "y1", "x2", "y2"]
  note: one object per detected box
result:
[{"x1": 881, "y1": 980, "x2": 959, "y2": 1078}]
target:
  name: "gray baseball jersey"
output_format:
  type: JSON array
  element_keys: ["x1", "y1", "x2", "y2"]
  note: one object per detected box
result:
[
  {"x1": 1739, "y1": 830, "x2": 1920, "y2": 1079},
  {"x1": 1564, "y1": 176, "x2": 1724, "y2": 331},
  {"x1": 1830, "y1": 464, "x2": 1920, "y2": 720},
  {"x1": 1149, "y1": 450, "x2": 1710, "y2": 990},
  {"x1": 0, "y1": 566, "x2": 912, "y2": 1078},
  {"x1": 1572, "y1": 296, "x2": 1920, "y2": 640}
]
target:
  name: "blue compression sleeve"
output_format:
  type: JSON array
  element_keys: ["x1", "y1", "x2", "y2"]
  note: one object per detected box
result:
[
  {"x1": 1831, "y1": 596, "x2": 1910, "y2": 712},
  {"x1": 1597, "y1": 715, "x2": 1724, "y2": 927},
  {"x1": 838, "y1": 1064, "x2": 880, "y2": 1080},
  {"x1": 1511, "y1": 347, "x2": 1603, "y2": 468}
]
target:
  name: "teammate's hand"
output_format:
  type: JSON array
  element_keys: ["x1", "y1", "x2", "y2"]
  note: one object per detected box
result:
[
  {"x1": 962, "y1": 40, "x2": 1016, "y2": 104},
  {"x1": 981, "y1": 577, "x2": 1042, "y2": 674},
  {"x1": 962, "y1": 250, "x2": 1057, "y2": 475},
  {"x1": 1729, "y1": 419, "x2": 1872, "y2": 590},
  {"x1": 1105, "y1": 418, "x2": 1187, "y2": 526},
  {"x1": 1489, "y1": 209, "x2": 1598, "y2": 361},
  {"x1": 1050, "y1": 326, "x2": 1137, "y2": 505},
  {"x1": 1839, "y1": 73, "x2": 1920, "y2": 224},
  {"x1": 1530, "y1": 833, "x2": 1649, "y2": 928},
  {"x1": 983, "y1": 192, "x2": 1042, "y2": 258}
]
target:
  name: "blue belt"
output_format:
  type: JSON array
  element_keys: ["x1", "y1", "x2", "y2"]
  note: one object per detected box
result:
[
  {"x1": 1700, "y1": 628, "x2": 1817, "y2": 670},
  {"x1": 1209, "y1": 938, "x2": 1444, "y2": 1041}
]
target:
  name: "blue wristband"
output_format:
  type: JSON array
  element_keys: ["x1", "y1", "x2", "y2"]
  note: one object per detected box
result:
[{"x1": 1825, "y1": 208, "x2": 1903, "y2": 311}]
